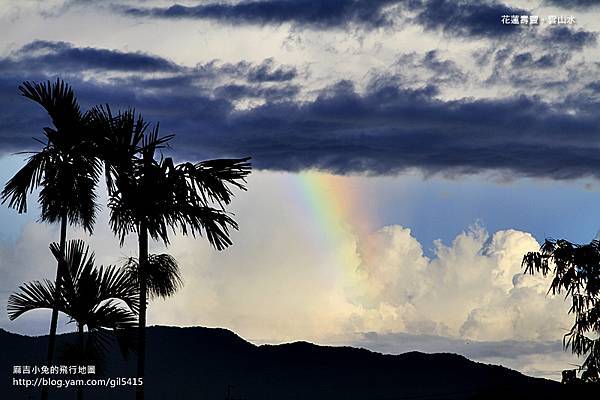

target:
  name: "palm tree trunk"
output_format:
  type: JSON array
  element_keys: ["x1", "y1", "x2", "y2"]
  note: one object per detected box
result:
[
  {"x1": 136, "y1": 219, "x2": 148, "y2": 400},
  {"x1": 42, "y1": 211, "x2": 68, "y2": 400},
  {"x1": 77, "y1": 323, "x2": 84, "y2": 400}
]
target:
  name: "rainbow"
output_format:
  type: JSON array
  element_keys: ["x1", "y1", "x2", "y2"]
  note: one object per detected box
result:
[{"x1": 294, "y1": 171, "x2": 373, "y2": 278}]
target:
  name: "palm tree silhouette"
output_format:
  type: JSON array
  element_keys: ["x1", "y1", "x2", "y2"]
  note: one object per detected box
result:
[
  {"x1": 92, "y1": 106, "x2": 251, "y2": 399},
  {"x1": 1, "y1": 80, "x2": 101, "y2": 378},
  {"x1": 523, "y1": 238, "x2": 600, "y2": 383},
  {"x1": 7, "y1": 239, "x2": 139, "y2": 399}
]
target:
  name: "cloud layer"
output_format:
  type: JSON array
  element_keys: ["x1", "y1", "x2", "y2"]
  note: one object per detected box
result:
[
  {"x1": 2, "y1": 39, "x2": 600, "y2": 180},
  {"x1": 1, "y1": 0, "x2": 599, "y2": 180},
  {"x1": 119, "y1": 0, "x2": 399, "y2": 29}
]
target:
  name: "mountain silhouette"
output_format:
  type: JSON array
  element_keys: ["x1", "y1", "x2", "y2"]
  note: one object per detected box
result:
[{"x1": 0, "y1": 326, "x2": 592, "y2": 399}]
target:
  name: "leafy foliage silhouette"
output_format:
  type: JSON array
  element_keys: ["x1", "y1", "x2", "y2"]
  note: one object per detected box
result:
[
  {"x1": 523, "y1": 239, "x2": 600, "y2": 383},
  {"x1": 1, "y1": 79, "x2": 101, "y2": 398},
  {"x1": 90, "y1": 105, "x2": 251, "y2": 399},
  {"x1": 2, "y1": 79, "x2": 252, "y2": 399},
  {"x1": 7, "y1": 239, "x2": 138, "y2": 399}
]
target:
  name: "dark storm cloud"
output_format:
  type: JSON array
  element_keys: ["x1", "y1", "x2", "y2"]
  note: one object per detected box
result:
[
  {"x1": 409, "y1": 0, "x2": 598, "y2": 50},
  {"x1": 409, "y1": 0, "x2": 524, "y2": 38},
  {"x1": 118, "y1": 0, "x2": 521, "y2": 36},
  {"x1": 510, "y1": 52, "x2": 571, "y2": 69},
  {"x1": 0, "y1": 41, "x2": 300, "y2": 95},
  {"x1": 214, "y1": 83, "x2": 300, "y2": 101},
  {"x1": 200, "y1": 80, "x2": 600, "y2": 179},
  {"x1": 119, "y1": 0, "x2": 398, "y2": 29},
  {"x1": 540, "y1": 26, "x2": 597, "y2": 49},
  {"x1": 3, "y1": 42, "x2": 600, "y2": 180},
  {"x1": 116, "y1": 0, "x2": 599, "y2": 51},
  {"x1": 0, "y1": 41, "x2": 182, "y2": 73},
  {"x1": 0, "y1": 42, "x2": 300, "y2": 151}
]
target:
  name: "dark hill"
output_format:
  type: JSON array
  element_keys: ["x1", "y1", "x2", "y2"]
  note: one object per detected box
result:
[{"x1": 0, "y1": 326, "x2": 590, "y2": 399}]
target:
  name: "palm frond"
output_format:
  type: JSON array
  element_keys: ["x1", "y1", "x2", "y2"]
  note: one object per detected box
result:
[
  {"x1": 7, "y1": 279, "x2": 58, "y2": 320},
  {"x1": 140, "y1": 123, "x2": 174, "y2": 163},
  {"x1": 124, "y1": 254, "x2": 182, "y2": 299},
  {"x1": 50, "y1": 239, "x2": 139, "y2": 318},
  {"x1": 50, "y1": 240, "x2": 95, "y2": 285},
  {"x1": 76, "y1": 300, "x2": 137, "y2": 366},
  {"x1": 87, "y1": 300, "x2": 138, "y2": 333},
  {"x1": 171, "y1": 205, "x2": 238, "y2": 251},
  {"x1": 1, "y1": 151, "x2": 49, "y2": 213},
  {"x1": 95, "y1": 265, "x2": 140, "y2": 313},
  {"x1": 38, "y1": 155, "x2": 101, "y2": 232},
  {"x1": 5, "y1": 79, "x2": 101, "y2": 232},
  {"x1": 89, "y1": 105, "x2": 148, "y2": 196},
  {"x1": 19, "y1": 79, "x2": 82, "y2": 134},
  {"x1": 179, "y1": 157, "x2": 251, "y2": 207}
]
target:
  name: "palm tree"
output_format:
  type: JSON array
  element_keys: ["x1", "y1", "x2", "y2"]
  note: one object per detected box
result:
[
  {"x1": 91, "y1": 106, "x2": 251, "y2": 399},
  {"x1": 1, "y1": 79, "x2": 101, "y2": 375},
  {"x1": 7, "y1": 240, "x2": 139, "y2": 399},
  {"x1": 522, "y1": 238, "x2": 600, "y2": 383}
]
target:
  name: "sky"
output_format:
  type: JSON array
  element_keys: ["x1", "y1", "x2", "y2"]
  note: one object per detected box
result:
[{"x1": 1, "y1": 0, "x2": 600, "y2": 381}]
